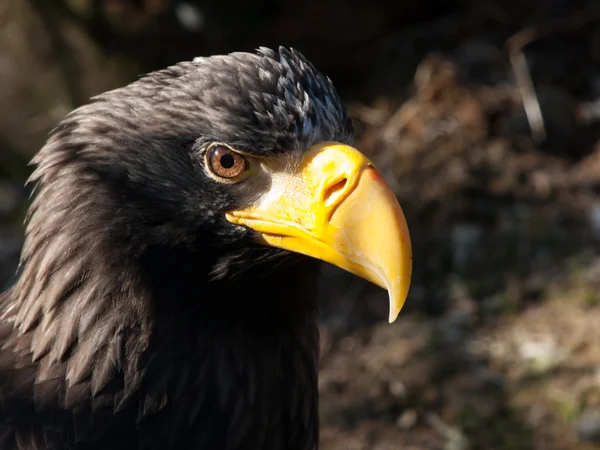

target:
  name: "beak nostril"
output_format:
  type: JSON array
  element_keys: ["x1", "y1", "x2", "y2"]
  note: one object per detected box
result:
[{"x1": 324, "y1": 178, "x2": 348, "y2": 208}]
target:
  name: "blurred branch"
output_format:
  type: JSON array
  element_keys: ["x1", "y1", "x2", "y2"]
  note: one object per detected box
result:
[
  {"x1": 49, "y1": 0, "x2": 210, "y2": 72},
  {"x1": 508, "y1": 41, "x2": 545, "y2": 143},
  {"x1": 27, "y1": 0, "x2": 84, "y2": 108},
  {"x1": 506, "y1": 5, "x2": 600, "y2": 144},
  {"x1": 51, "y1": 0, "x2": 124, "y2": 54},
  {"x1": 508, "y1": 4, "x2": 600, "y2": 46}
]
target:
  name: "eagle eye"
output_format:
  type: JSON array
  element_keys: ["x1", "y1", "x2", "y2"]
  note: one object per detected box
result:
[{"x1": 206, "y1": 144, "x2": 248, "y2": 180}]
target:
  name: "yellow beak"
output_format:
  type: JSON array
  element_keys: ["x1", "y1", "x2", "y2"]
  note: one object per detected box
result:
[{"x1": 226, "y1": 143, "x2": 412, "y2": 322}]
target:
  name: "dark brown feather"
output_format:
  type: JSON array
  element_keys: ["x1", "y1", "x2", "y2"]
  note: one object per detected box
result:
[{"x1": 0, "y1": 46, "x2": 351, "y2": 449}]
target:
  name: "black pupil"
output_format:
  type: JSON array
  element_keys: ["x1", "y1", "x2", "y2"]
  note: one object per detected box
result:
[{"x1": 220, "y1": 153, "x2": 235, "y2": 169}]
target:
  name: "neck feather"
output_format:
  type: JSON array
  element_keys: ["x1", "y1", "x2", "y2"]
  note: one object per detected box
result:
[{"x1": 3, "y1": 220, "x2": 321, "y2": 449}]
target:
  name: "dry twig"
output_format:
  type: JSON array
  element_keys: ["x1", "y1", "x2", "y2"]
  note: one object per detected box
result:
[{"x1": 506, "y1": 6, "x2": 600, "y2": 144}]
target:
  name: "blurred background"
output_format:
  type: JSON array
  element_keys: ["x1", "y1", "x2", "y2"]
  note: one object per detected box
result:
[{"x1": 2, "y1": 0, "x2": 600, "y2": 448}]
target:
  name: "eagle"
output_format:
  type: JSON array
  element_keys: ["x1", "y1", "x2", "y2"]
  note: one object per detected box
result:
[{"x1": 0, "y1": 47, "x2": 412, "y2": 450}]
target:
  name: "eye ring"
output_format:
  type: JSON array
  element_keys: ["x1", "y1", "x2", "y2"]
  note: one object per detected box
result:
[{"x1": 206, "y1": 144, "x2": 248, "y2": 180}]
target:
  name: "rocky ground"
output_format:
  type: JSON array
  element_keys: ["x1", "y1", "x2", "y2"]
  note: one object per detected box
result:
[{"x1": 2, "y1": 1, "x2": 600, "y2": 449}]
